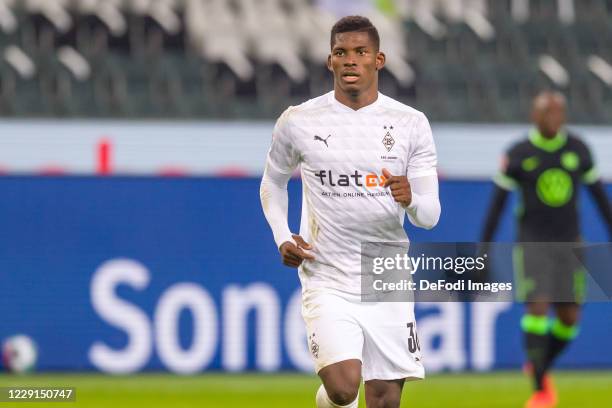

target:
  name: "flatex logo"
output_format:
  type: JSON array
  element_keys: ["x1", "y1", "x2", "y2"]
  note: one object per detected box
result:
[{"x1": 314, "y1": 170, "x2": 387, "y2": 188}]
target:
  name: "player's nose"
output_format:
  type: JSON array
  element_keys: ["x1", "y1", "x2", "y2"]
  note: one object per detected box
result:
[{"x1": 344, "y1": 53, "x2": 357, "y2": 65}]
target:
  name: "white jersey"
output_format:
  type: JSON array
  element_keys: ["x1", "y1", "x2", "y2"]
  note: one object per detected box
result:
[{"x1": 266, "y1": 91, "x2": 437, "y2": 294}]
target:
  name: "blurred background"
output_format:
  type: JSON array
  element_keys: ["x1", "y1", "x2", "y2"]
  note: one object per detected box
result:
[
  {"x1": 0, "y1": 0, "x2": 612, "y2": 121},
  {"x1": 0, "y1": 0, "x2": 611, "y2": 407}
]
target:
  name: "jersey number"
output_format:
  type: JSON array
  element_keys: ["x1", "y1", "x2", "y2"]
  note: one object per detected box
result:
[{"x1": 407, "y1": 322, "x2": 421, "y2": 353}]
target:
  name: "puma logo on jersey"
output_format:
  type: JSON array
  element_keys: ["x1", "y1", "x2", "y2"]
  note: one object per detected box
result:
[{"x1": 314, "y1": 134, "x2": 331, "y2": 147}]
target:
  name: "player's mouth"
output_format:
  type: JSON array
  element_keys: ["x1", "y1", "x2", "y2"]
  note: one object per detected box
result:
[{"x1": 341, "y1": 72, "x2": 360, "y2": 83}]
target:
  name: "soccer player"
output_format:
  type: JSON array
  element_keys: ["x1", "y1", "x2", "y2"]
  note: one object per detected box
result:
[
  {"x1": 481, "y1": 91, "x2": 612, "y2": 408},
  {"x1": 260, "y1": 16, "x2": 440, "y2": 408}
]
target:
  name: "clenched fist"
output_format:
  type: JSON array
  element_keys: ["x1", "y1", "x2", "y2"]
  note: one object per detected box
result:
[
  {"x1": 382, "y1": 168, "x2": 412, "y2": 207},
  {"x1": 279, "y1": 234, "x2": 315, "y2": 268}
]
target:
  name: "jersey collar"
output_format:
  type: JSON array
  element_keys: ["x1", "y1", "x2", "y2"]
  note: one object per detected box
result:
[
  {"x1": 328, "y1": 91, "x2": 383, "y2": 113},
  {"x1": 529, "y1": 129, "x2": 568, "y2": 152}
]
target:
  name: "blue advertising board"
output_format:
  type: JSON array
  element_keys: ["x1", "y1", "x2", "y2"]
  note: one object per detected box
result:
[{"x1": 0, "y1": 177, "x2": 610, "y2": 373}]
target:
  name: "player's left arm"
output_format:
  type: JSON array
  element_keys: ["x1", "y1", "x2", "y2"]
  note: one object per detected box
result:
[
  {"x1": 586, "y1": 181, "x2": 612, "y2": 239},
  {"x1": 580, "y1": 142, "x2": 612, "y2": 239},
  {"x1": 382, "y1": 170, "x2": 440, "y2": 229},
  {"x1": 383, "y1": 112, "x2": 440, "y2": 229}
]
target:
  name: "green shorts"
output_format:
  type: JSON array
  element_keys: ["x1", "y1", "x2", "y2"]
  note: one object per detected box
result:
[{"x1": 513, "y1": 243, "x2": 586, "y2": 303}]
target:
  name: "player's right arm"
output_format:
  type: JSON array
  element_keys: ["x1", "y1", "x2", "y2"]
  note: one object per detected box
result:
[
  {"x1": 480, "y1": 186, "x2": 510, "y2": 242},
  {"x1": 260, "y1": 109, "x2": 314, "y2": 267},
  {"x1": 480, "y1": 146, "x2": 520, "y2": 242}
]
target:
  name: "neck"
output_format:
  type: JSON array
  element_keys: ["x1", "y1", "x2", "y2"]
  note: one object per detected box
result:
[
  {"x1": 539, "y1": 129, "x2": 559, "y2": 139},
  {"x1": 333, "y1": 83, "x2": 379, "y2": 110}
]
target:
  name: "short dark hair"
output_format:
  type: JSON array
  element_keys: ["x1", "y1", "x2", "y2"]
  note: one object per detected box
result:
[{"x1": 330, "y1": 16, "x2": 380, "y2": 51}]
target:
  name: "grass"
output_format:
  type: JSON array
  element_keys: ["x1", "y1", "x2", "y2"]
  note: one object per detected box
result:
[{"x1": 0, "y1": 371, "x2": 610, "y2": 407}]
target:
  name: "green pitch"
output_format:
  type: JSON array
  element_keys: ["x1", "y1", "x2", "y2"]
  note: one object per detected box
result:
[{"x1": 0, "y1": 371, "x2": 610, "y2": 407}]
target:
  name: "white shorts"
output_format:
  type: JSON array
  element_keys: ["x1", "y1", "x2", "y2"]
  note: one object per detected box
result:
[{"x1": 301, "y1": 289, "x2": 425, "y2": 382}]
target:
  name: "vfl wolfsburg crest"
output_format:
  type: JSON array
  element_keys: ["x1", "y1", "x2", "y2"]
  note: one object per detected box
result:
[
  {"x1": 536, "y1": 168, "x2": 573, "y2": 207},
  {"x1": 561, "y1": 151, "x2": 580, "y2": 171}
]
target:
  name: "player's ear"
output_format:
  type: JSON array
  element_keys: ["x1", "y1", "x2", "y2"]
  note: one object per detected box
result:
[
  {"x1": 375, "y1": 51, "x2": 386, "y2": 71},
  {"x1": 327, "y1": 54, "x2": 333, "y2": 72}
]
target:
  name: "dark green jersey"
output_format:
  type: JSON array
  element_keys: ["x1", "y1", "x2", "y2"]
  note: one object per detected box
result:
[{"x1": 494, "y1": 130, "x2": 599, "y2": 242}]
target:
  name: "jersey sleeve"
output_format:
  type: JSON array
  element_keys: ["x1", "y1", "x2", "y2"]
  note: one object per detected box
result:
[
  {"x1": 578, "y1": 140, "x2": 599, "y2": 184},
  {"x1": 493, "y1": 144, "x2": 521, "y2": 191},
  {"x1": 407, "y1": 113, "x2": 437, "y2": 179},
  {"x1": 265, "y1": 108, "x2": 300, "y2": 174}
]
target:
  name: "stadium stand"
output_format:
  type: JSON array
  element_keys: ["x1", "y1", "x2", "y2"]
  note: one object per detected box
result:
[{"x1": 0, "y1": 0, "x2": 611, "y2": 122}]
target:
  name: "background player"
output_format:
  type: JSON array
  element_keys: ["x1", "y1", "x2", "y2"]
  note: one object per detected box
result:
[
  {"x1": 480, "y1": 91, "x2": 612, "y2": 408},
  {"x1": 260, "y1": 16, "x2": 440, "y2": 408}
]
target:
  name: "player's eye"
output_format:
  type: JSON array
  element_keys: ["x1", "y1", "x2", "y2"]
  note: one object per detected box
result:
[
  {"x1": 358, "y1": 50, "x2": 366, "y2": 55},
  {"x1": 334, "y1": 50, "x2": 345, "y2": 56}
]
